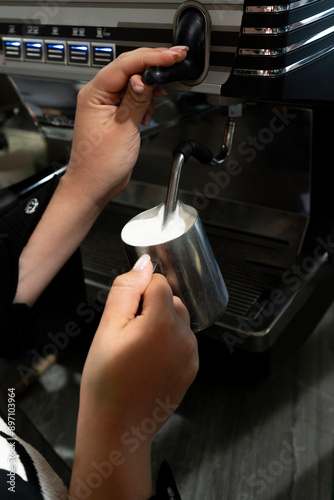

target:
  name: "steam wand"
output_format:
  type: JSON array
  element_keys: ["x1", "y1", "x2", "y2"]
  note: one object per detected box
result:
[{"x1": 163, "y1": 117, "x2": 235, "y2": 226}]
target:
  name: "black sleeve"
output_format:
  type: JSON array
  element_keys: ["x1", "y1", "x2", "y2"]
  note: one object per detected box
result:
[
  {"x1": 150, "y1": 461, "x2": 182, "y2": 500},
  {"x1": 0, "y1": 176, "x2": 59, "y2": 359},
  {"x1": 0, "y1": 462, "x2": 183, "y2": 500},
  {"x1": 0, "y1": 470, "x2": 43, "y2": 500}
]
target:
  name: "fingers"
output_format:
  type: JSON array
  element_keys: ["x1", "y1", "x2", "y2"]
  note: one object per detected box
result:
[
  {"x1": 115, "y1": 74, "x2": 154, "y2": 128},
  {"x1": 173, "y1": 295, "x2": 191, "y2": 325},
  {"x1": 90, "y1": 46, "x2": 188, "y2": 103},
  {"x1": 104, "y1": 255, "x2": 192, "y2": 340},
  {"x1": 141, "y1": 273, "x2": 191, "y2": 329},
  {"x1": 142, "y1": 276, "x2": 198, "y2": 385},
  {"x1": 104, "y1": 254, "x2": 153, "y2": 328},
  {"x1": 140, "y1": 273, "x2": 175, "y2": 322}
]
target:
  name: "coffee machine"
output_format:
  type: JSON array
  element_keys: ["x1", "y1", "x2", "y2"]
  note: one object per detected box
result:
[{"x1": 1, "y1": 0, "x2": 334, "y2": 366}]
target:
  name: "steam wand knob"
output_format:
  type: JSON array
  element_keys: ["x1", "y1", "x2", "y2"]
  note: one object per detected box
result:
[{"x1": 142, "y1": 8, "x2": 206, "y2": 86}]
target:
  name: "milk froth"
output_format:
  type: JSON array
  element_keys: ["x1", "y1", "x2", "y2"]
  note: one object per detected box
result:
[{"x1": 121, "y1": 202, "x2": 196, "y2": 246}]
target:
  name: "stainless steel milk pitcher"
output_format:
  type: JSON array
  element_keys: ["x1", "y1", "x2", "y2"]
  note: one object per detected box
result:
[{"x1": 121, "y1": 202, "x2": 229, "y2": 333}]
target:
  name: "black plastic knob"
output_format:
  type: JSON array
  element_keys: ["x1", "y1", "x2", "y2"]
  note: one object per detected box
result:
[{"x1": 142, "y1": 8, "x2": 206, "y2": 86}]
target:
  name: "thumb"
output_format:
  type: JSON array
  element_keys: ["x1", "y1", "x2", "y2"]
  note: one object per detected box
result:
[
  {"x1": 105, "y1": 254, "x2": 153, "y2": 328},
  {"x1": 117, "y1": 74, "x2": 153, "y2": 127}
]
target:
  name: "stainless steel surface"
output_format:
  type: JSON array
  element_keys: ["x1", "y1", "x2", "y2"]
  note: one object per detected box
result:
[
  {"x1": 18, "y1": 164, "x2": 67, "y2": 197},
  {"x1": 163, "y1": 114, "x2": 236, "y2": 225},
  {"x1": 0, "y1": 0, "x2": 243, "y2": 95},
  {"x1": 246, "y1": 0, "x2": 318, "y2": 12},
  {"x1": 163, "y1": 153, "x2": 185, "y2": 226},
  {"x1": 209, "y1": 117, "x2": 235, "y2": 166},
  {"x1": 130, "y1": 104, "x2": 312, "y2": 216},
  {"x1": 80, "y1": 197, "x2": 310, "y2": 349},
  {"x1": 1, "y1": 0, "x2": 334, "y2": 101},
  {"x1": 24, "y1": 197, "x2": 39, "y2": 214},
  {"x1": 121, "y1": 202, "x2": 229, "y2": 333},
  {"x1": 236, "y1": 2, "x2": 334, "y2": 78},
  {"x1": 8, "y1": 72, "x2": 213, "y2": 136},
  {"x1": 0, "y1": 80, "x2": 49, "y2": 188},
  {"x1": 114, "y1": 179, "x2": 309, "y2": 262},
  {"x1": 243, "y1": 6, "x2": 334, "y2": 34},
  {"x1": 234, "y1": 45, "x2": 334, "y2": 78},
  {"x1": 239, "y1": 25, "x2": 334, "y2": 56}
]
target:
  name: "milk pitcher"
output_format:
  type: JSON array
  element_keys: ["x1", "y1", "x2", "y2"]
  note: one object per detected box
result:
[{"x1": 121, "y1": 201, "x2": 229, "y2": 333}]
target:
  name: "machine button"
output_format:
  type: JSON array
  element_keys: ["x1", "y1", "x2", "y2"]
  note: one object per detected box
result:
[
  {"x1": 91, "y1": 43, "x2": 115, "y2": 67},
  {"x1": 25, "y1": 198, "x2": 39, "y2": 215},
  {"x1": 23, "y1": 39, "x2": 44, "y2": 62},
  {"x1": 45, "y1": 41, "x2": 66, "y2": 64},
  {"x1": 3, "y1": 38, "x2": 22, "y2": 60},
  {"x1": 67, "y1": 42, "x2": 90, "y2": 65}
]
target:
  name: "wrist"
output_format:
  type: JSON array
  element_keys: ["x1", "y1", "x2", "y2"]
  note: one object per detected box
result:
[
  {"x1": 64, "y1": 158, "x2": 129, "y2": 211},
  {"x1": 61, "y1": 168, "x2": 108, "y2": 213}
]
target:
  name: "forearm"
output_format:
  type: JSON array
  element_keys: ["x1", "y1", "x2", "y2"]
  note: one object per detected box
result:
[
  {"x1": 69, "y1": 402, "x2": 153, "y2": 500},
  {"x1": 14, "y1": 174, "x2": 102, "y2": 307}
]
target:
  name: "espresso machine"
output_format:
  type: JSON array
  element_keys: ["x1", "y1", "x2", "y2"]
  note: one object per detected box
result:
[{"x1": 1, "y1": 0, "x2": 334, "y2": 373}]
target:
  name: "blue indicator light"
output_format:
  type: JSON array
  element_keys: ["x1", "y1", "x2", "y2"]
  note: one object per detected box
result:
[
  {"x1": 48, "y1": 44, "x2": 64, "y2": 50},
  {"x1": 5, "y1": 41, "x2": 21, "y2": 47},
  {"x1": 70, "y1": 45, "x2": 88, "y2": 51},
  {"x1": 95, "y1": 47, "x2": 113, "y2": 52},
  {"x1": 26, "y1": 42, "x2": 42, "y2": 48}
]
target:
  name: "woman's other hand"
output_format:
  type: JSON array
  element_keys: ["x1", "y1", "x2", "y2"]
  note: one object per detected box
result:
[
  {"x1": 70, "y1": 255, "x2": 198, "y2": 500},
  {"x1": 65, "y1": 46, "x2": 188, "y2": 208},
  {"x1": 80, "y1": 253, "x2": 198, "y2": 431}
]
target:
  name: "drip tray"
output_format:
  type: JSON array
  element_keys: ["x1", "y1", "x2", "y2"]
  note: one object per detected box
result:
[{"x1": 80, "y1": 202, "x2": 331, "y2": 353}]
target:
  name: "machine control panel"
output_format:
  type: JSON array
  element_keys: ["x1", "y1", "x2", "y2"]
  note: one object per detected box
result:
[
  {"x1": 0, "y1": 1, "x2": 243, "y2": 93},
  {"x1": 3, "y1": 36, "x2": 115, "y2": 68}
]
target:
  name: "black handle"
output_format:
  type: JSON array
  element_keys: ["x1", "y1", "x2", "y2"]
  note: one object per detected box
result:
[
  {"x1": 142, "y1": 8, "x2": 206, "y2": 86},
  {"x1": 173, "y1": 140, "x2": 213, "y2": 165}
]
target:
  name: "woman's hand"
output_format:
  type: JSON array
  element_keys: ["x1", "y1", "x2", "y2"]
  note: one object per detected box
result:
[
  {"x1": 65, "y1": 46, "x2": 188, "y2": 209},
  {"x1": 81, "y1": 253, "x2": 198, "y2": 426},
  {"x1": 14, "y1": 47, "x2": 188, "y2": 307},
  {"x1": 70, "y1": 255, "x2": 198, "y2": 500}
]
